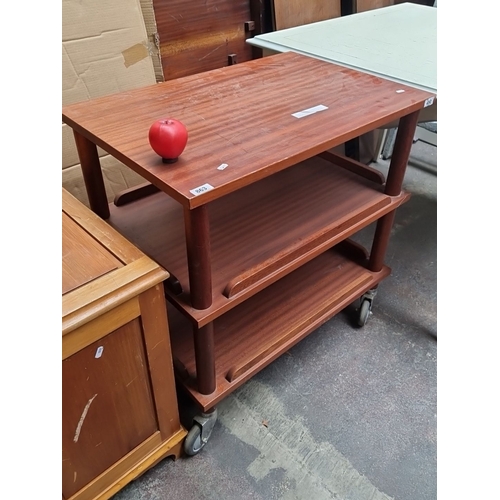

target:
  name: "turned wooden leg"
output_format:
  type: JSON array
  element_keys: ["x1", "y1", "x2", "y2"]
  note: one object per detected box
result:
[
  {"x1": 184, "y1": 205, "x2": 212, "y2": 310},
  {"x1": 193, "y1": 323, "x2": 216, "y2": 394},
  {"x1": 73, "y1": 131, "x2": 110, "y2": 219},
  {"x1": 369, "y1": 109, "x2": 420, "y2": 272},
  {"x1": 183, "y1": 205, "x2": 215, "y2": 393},
  {"x1": 368, "y1": 211, "x2": 397, "y2": 272},
  {"x1": 384, "y1": 110, "x2": 421, "y2": 196}
]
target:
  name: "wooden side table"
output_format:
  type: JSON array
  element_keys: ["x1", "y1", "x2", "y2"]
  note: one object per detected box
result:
[{"x1": 62, "y1": 188, "x2": 187, "y2": 500}]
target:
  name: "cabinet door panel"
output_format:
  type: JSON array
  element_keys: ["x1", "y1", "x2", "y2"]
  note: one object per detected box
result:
[{"x1": 62, "y1": 319, "x2": 157, "y2": 498}]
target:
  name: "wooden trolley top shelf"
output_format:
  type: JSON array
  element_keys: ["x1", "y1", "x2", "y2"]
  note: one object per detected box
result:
[{"x1": 62, "y1": 51, "x2": 434, "y2": 209}]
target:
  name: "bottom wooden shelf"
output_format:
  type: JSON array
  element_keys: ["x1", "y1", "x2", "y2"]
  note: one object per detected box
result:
[{"x1": 168, "y1": 244, "x2": 390, "y2": 411}]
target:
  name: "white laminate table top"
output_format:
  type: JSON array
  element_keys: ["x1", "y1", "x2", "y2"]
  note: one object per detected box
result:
[{"x1": 247, "y1": 3, "x2": 436, "y2": 94}]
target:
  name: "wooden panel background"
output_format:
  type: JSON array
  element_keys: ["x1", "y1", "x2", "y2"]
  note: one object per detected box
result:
[
  {"x1": 151, "y1": 0, "x2": 255, "y2": 81},
  {"x1": 272, "y1": 0, "x2": 341, "y2": 30},
  {"x1": 356, "y1": 0, "x2": 433, "y2": 12},
  {"x1": 394, "y1": 0, "x2": 434, "y2": 5},
  {"x1": 149, "y1": 0, "x2": 432, "y2": 82},
  {"x1": 357, "y1": 0, "x2": 394, "y2": 12}
]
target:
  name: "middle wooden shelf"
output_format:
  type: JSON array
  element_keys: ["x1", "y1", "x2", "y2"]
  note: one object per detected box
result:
[{"x1": 108, "y1": 155, "x2": 409, "y2": 326}]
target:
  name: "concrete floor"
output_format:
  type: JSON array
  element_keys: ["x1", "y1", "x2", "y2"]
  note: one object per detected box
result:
[{"x1": 114, "y1": 140, "x2": 437, "y2": 500}]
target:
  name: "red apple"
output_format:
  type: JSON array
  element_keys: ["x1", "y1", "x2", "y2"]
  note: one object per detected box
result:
[{"x1": 148, "y1": 118, "x2": 188, "y2": 163}]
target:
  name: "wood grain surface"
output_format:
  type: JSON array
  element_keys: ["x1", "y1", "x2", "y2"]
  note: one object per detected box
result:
[
  {"x1": 152, "y1": 0, "x2": 254, "y2": 80},
  {"x1": 272, "y1": 0, "x2": 341, "y2": 30},
  {"x1": 62, "y1": 52, "x2": 434, "y2": 209},
  {"x1": 62, "y1": 212, "x2": 121, "y2": 294},
  {"x1": 167, "y1": 245, "x2": 391, "y2": 410},
  {"x1": 107, "y1": 156, "x2": 409, "y2": 325}
]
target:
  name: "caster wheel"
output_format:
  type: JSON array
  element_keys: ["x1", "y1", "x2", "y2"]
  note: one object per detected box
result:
[
  {"x1": 184, "y1": 423, "x2": 204, "y2": 456},
  {"x1": 183, "y1": 408, "x2": 218, "y2": 456},
  {"x1": 357, "y1": 299, "x2": 371, "y2": 327}
]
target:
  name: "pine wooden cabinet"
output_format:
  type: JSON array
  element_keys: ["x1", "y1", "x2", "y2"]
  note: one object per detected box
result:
[{"x1": 62, "y1": 188, "x2": 186, "y2": 500}]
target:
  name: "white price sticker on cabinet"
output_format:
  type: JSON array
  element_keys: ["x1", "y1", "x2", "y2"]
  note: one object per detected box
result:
[
  {"x1": 424, "y1": 97, "x2": 435, "y2": 108},
  {"x1": 292, "y1": 104, "x2": 328, "y2": 118},
  {"x1": 190, "y1": 183, "x2": 214, "y2": 196}
]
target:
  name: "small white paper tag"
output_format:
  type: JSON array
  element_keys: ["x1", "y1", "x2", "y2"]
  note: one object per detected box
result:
[
  {"x1": 190, "y1": 183, "x2": 214, "y2": 196},
  {"x1": 217, "y1": 163, "x2": 228, "y2": 170},
  {"x1": 95, "y1": 346, "x2": 104, "y2": 359},
  {"x1": 424, "y1": 97, "x2": 435, "y2": 108},
  {"x1": 292, "y1": 104, "x2": 328, "y2": 118},
  {"x1": 396, "y1": 89, "x2": 405, "y2": 94}
]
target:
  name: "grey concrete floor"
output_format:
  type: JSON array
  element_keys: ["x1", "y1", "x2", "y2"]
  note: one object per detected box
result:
[{"x1": 114, "y1": 140, "x2": 437, "y2": 500}]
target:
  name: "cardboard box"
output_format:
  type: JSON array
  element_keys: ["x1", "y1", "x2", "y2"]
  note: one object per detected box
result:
[
  {"x1": 62, "y1": 0, "x2": 159, "y2": 206},
  {"x1": 139, "y1": 0, "x2": 165, "y2": 83}
]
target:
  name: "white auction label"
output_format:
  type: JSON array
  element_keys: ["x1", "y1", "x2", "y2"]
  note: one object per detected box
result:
[
  {"x1": 95, "y1": 346, "x2": 104, "y2": 358},
  {"x1": 190, "y1": 183, "x2": 214, "y2": 196},
  {"x1": 217, "y1": 163, "x2": 228, "y2": 170},
  {"x1": 424, "y1": 97, "x2": 435, "y2": 108},
  {"x1": 292, "y1": 104, "x2": 328, "y2": 118}
]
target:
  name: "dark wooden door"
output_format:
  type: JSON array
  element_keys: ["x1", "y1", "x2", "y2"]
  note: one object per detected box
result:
[{"x1": 152, "y1": 0, "x2": 257, "y2": 80}]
